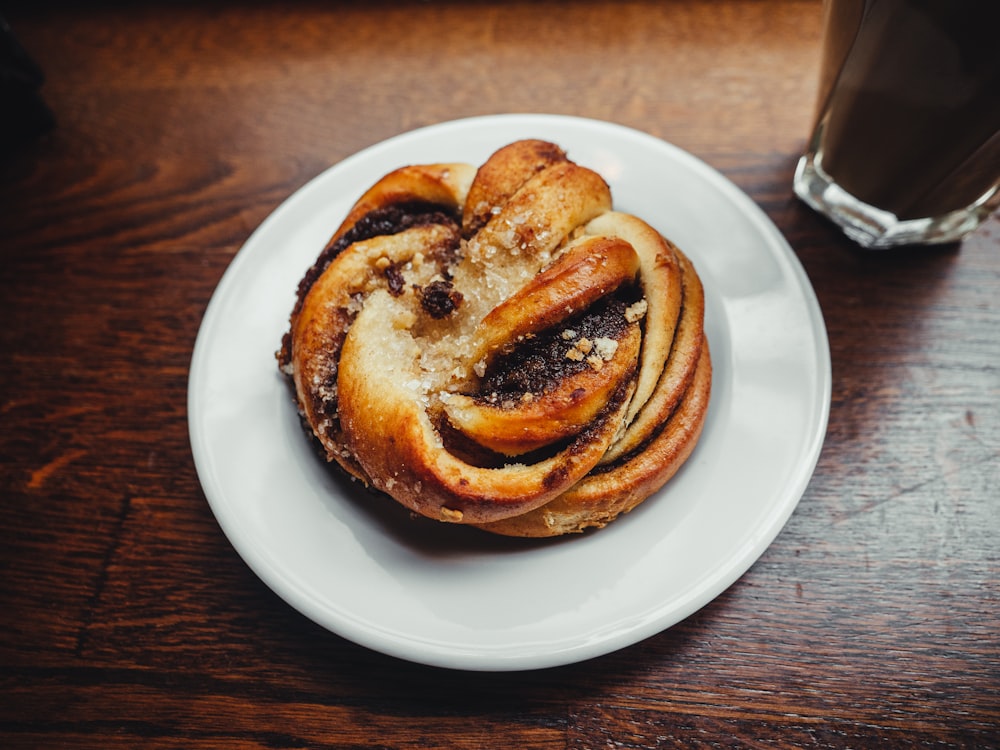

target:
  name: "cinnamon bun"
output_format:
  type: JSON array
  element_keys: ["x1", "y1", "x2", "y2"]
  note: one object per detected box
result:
[{"x1": 277, "y1": 139, "x2": 711, "y2": 536}]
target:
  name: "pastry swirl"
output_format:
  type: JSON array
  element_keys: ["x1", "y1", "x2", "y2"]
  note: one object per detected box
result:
[{"x1": 278, "y1": 139, "x2": 711, "y2": 536}]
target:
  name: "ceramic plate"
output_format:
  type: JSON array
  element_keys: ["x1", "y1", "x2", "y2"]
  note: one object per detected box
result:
[{"x1": 188, "y1": 115, "x2": 831, "y2": 671}]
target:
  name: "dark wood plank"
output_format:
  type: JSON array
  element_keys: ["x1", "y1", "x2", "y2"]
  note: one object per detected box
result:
[{"x1": 2, "y1": 1, "x2": 997, "y2": 748}]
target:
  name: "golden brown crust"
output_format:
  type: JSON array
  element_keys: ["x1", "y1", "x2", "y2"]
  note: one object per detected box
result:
[
  {"x1": 461, "y1": 139, "x2": 570, "y2": 235},
  {"x1": 279, "y1": 140, "x2": 712, "y2": 535}
]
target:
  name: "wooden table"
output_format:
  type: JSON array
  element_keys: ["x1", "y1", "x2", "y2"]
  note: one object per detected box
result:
[{"x1": 2, "y1": 2, "x2": 998, "y2": 747}]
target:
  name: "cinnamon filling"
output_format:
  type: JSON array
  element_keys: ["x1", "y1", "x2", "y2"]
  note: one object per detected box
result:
[
  {"x1": 477, "y1": 292, "x2": 636, "y2": 401},
  {"x1": 297, "y1": 202, "x2": 460, "y2": 314}
]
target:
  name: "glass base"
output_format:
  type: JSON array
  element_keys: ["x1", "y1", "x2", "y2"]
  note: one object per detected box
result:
[{"x1": 793, "y1": 151, "x2": 998, "y2": 249}]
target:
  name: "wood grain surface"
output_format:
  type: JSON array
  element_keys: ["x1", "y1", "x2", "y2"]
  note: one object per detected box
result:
[{"x1": 1, "y1": 1, "x2": 998, "y2": 747}]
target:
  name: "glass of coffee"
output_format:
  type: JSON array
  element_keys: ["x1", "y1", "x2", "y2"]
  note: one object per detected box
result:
[{"x1": 793, "y1": 0, "x2": 1000, "y2": 248}]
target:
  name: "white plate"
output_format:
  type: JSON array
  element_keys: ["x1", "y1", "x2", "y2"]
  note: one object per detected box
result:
[{"x1": 188, "y1": 115, "x2": 831, "y2": 671}]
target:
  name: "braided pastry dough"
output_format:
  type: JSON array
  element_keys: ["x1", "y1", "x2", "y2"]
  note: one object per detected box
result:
[{"x1": 277, "y1": 140, "x2": 711, "y2": 537}]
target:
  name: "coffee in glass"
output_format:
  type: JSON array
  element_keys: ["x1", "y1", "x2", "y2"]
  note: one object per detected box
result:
[{"x1": 794, "y1": 0, "x2": 1000, "y2": 248}]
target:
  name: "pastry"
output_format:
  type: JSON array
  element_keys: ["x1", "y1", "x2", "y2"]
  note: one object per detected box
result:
[{"x1": 277, "y1": 139, "x2": 711, "y2": 536}]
